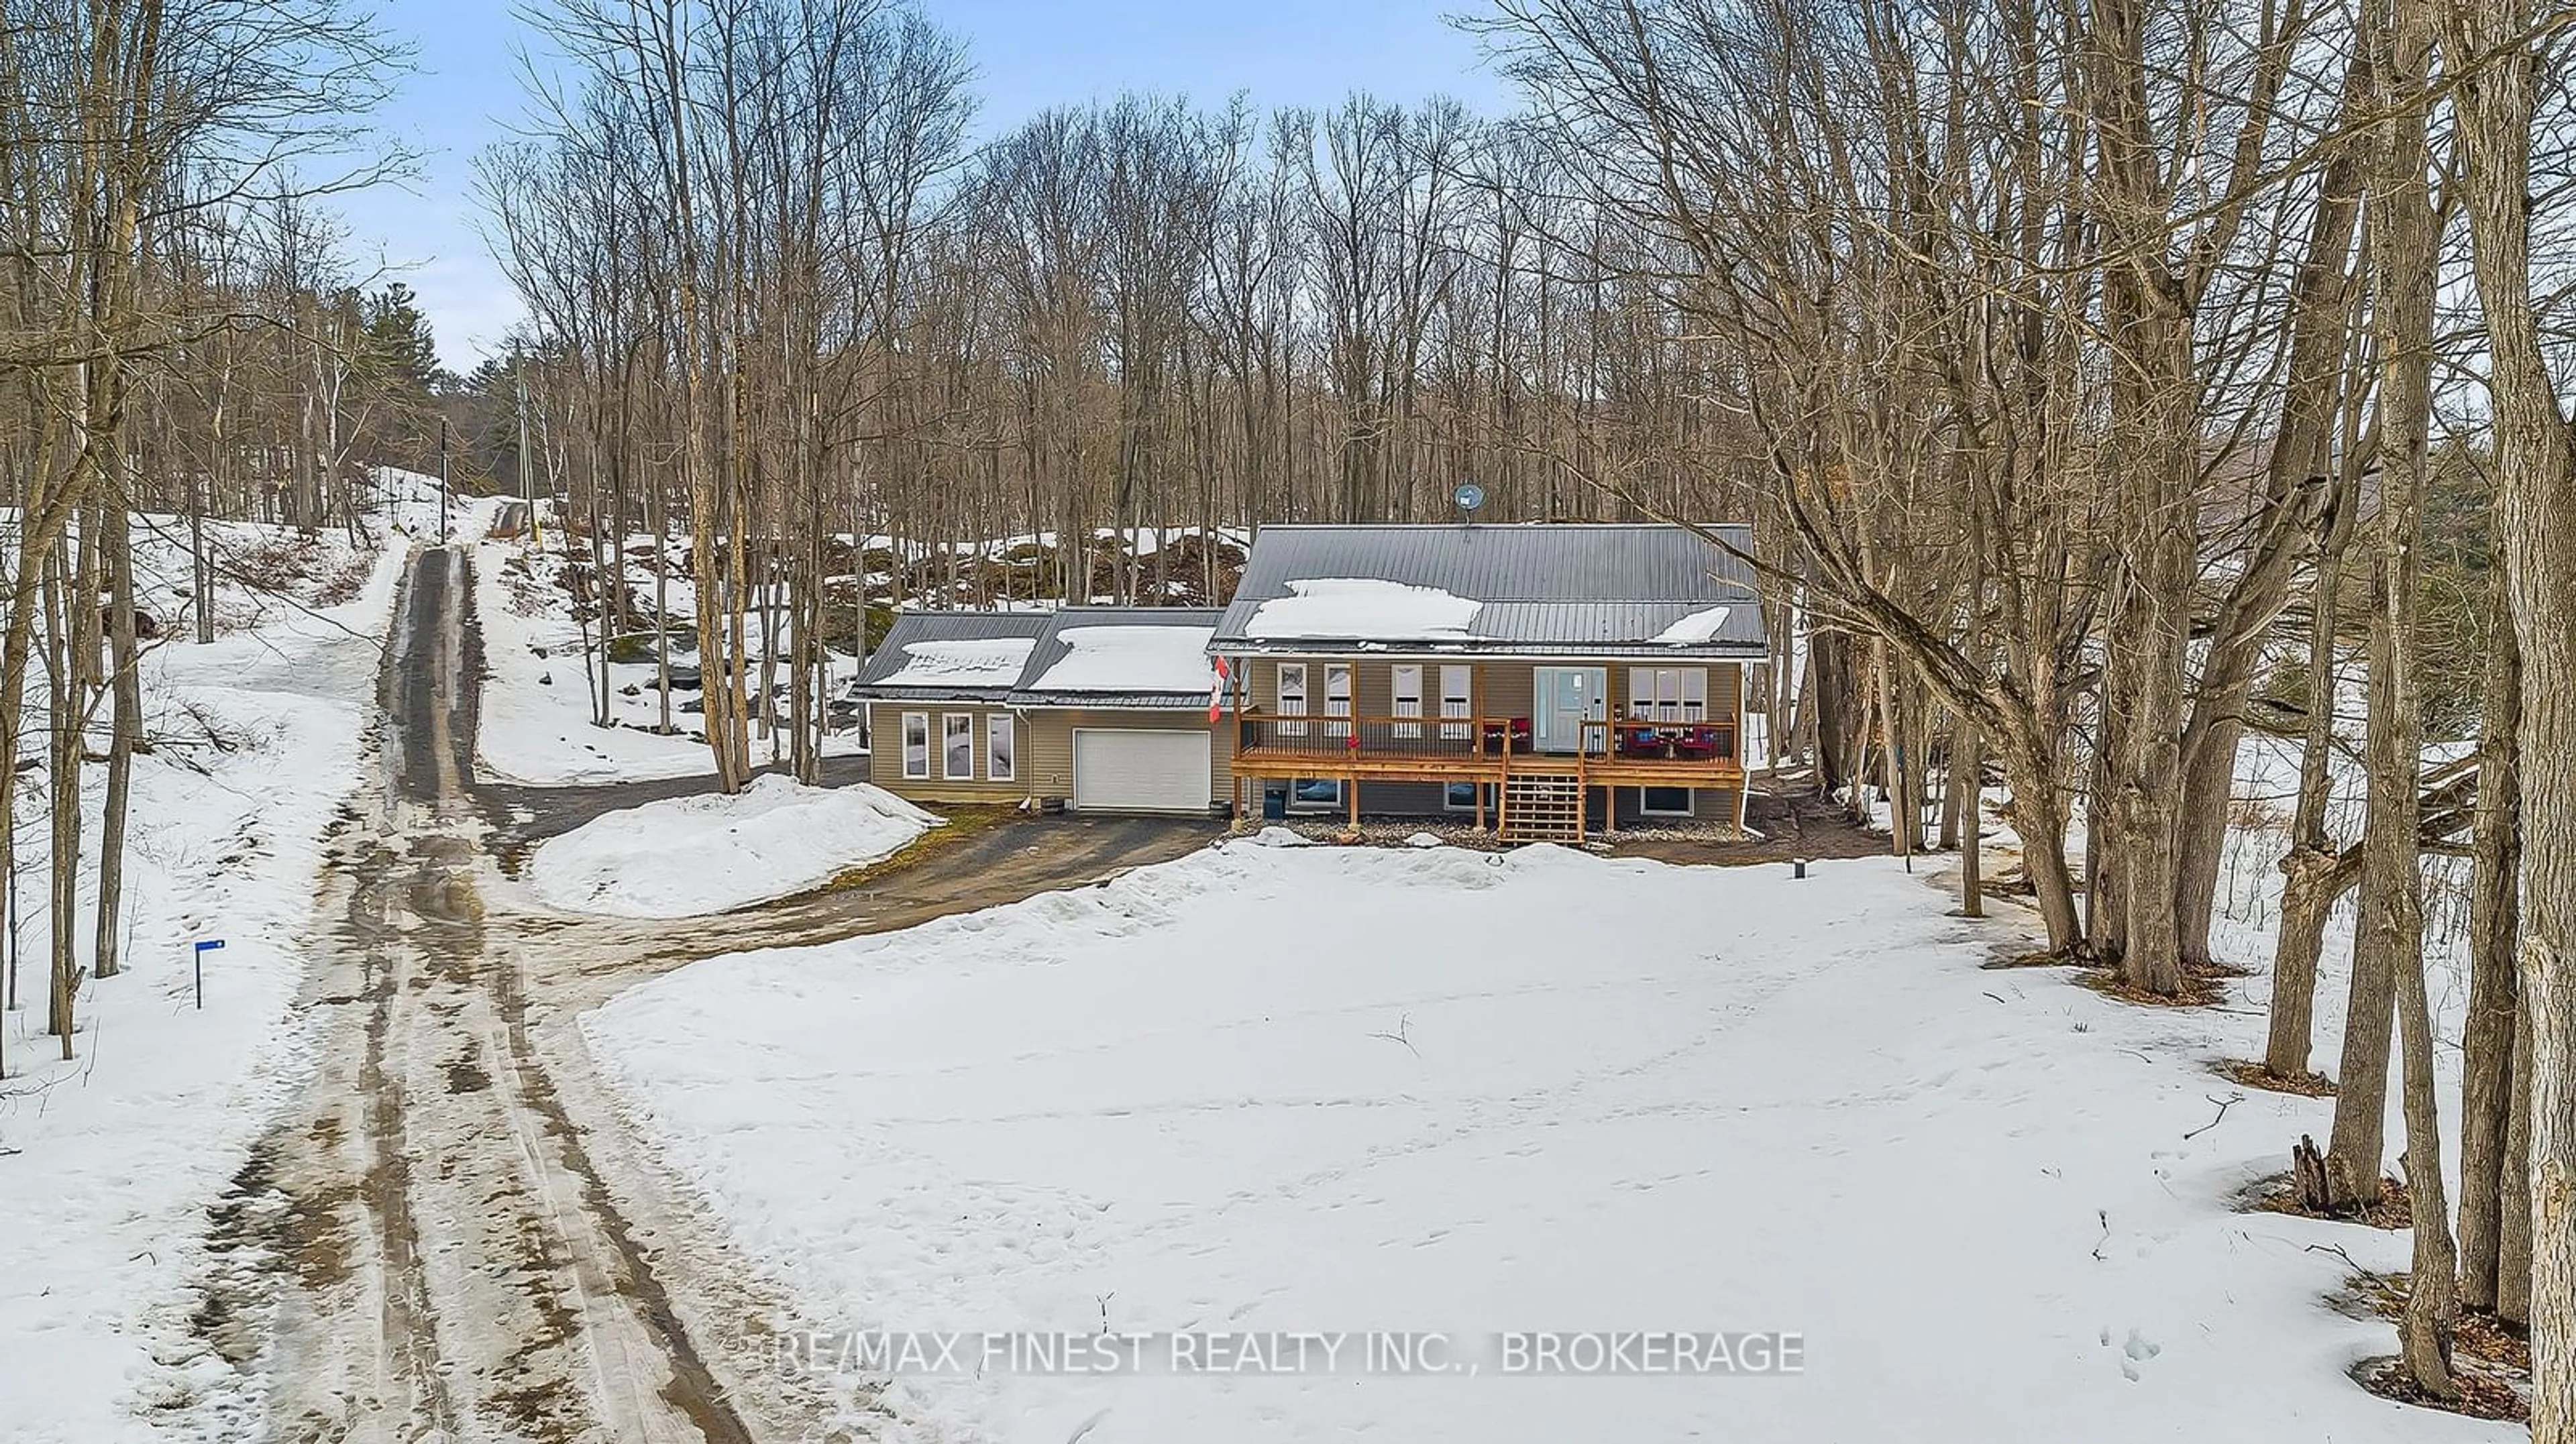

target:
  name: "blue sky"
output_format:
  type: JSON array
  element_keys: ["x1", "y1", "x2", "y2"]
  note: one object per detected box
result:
[{"x1": 341, "y1": 0, "x2": 1513, "y2": 372}]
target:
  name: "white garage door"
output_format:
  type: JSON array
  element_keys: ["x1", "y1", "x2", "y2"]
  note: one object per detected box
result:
[{"x1": 1072, "y1": 728, "x2": 1211, "y2": 813}]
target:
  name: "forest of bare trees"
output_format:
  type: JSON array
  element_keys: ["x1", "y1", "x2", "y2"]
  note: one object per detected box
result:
[
  {"x1": 0, "y1": 0, "x2": 450, "y2": 1078},
  {"x1": 1486, "y1": 0, "x2": 2573, "y2": 1419},
  {"x1": 474, "y1": 0, "x2": 2576, "y2": 1423},
  {"x1": 6, "y1": 0, "x2": 2576, "y2": 1431}
]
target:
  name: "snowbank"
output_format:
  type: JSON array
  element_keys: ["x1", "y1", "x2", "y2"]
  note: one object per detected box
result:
[
  {"x1": 526, "y1": 775, "x2": 939, "y2": 918},
  {"x1": 581, "y1": 844, "x2": 2491, "y2": 1444},
  {"x1": 1244, "y1": 578, "x2": 1483, "y2": 641},
  {"x1": 1027, "y1": 623, "x2": 1216, "y2": 693}
]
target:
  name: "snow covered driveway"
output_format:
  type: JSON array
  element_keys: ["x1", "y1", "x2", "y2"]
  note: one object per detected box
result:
[{"x1": 583, "y1": 842, "x2": 2499, "y2": 1443}]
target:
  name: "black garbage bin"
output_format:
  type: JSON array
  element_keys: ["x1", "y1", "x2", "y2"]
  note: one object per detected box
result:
[{"x1": 1260, "y1": 785, "x2": 1287, "y2": 820}]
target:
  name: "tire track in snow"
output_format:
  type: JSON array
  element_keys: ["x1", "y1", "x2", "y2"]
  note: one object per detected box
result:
[{"x1": 191, "y1": 548, "x2": 773, "y2": 1444}]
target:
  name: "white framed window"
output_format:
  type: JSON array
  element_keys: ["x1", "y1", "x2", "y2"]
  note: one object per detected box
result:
[
  {"x1": 1289, "y1": 777, "x2": 1343, "y2": 811},
  {"x1": 1393, "y1": 664, "x2": 1423, "y2": 738},
  {"x1": 987, "y1": 713, "x2": 1016, "y2": 782},
  {"x1": 901, "y1": 712, "x2": 930, "y2": 779},
  {"x1": 1627, "y1": 667, "x2": 1709, "y2": 723},
  {"x1": 1439, "y1": 664, "x2": 1472, "y2": 740},
  {"x1": 1444, "y1": 781, "x2": 1493, "y2": 813},
  {"x1": 1642, "y1": 785, "x2": 1694, "y2": 817},
  {"x1": 1324, "y1": 663, "x2": 1352, "y2": 738},
  {"x1": 942, "y1": 713, "x2": 975, "y2": 780},
  {"x1": 1277, "y1": 662, "x2": 1307, "y2": 737}
]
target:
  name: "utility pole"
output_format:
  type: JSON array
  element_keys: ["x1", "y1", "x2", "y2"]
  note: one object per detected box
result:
[
  {"x1": 189, "y1": 474, "x2": 213, "y2": 644},
  {"x1": 518, "y1": 364, "x2": 535, "y2": 546},
  {"x1": 439, "y1": 416, "x2": 451, "y2": 541},
  {"x1": 517, "y1": 366, "x2": 531, "y2": 506}
]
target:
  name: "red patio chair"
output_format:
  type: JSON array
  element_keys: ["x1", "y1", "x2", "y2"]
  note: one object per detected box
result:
[{"x1": 1618, "y1": 723, "x2": 1668, "y2": 759}]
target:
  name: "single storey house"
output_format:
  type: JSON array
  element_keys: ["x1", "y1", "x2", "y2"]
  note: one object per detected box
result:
[
  {"x1": 853, "y1": 607, "x2": 1231, "y2": 814},
  {"x1": 1211, "y1": 522, "x2": 1766, "y2": 841}
]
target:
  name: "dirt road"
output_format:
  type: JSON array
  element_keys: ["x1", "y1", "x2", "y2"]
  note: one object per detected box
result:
[{"x1": 199, "y1": 546, "x2": 1218, "y2": 1443}]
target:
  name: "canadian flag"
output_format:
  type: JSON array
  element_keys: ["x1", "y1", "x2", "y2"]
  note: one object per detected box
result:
[{"x1": 1206, "y1": 653, "x2": 1232, "y2": 723}]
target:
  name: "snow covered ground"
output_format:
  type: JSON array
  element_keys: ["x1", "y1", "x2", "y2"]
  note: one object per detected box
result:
[
  {"x1": 472, "y1": 533, "x2": 738, "y2": 785},
  {"x1": 582, "y1": 839, "x2": 2509, "y2": 1444},
  {"x1": 474, "y1": 525, "x2": 871, "y2": 786},
  {"x1": 523, "y1": 774, "x2": 938, "y2": 918},
  {"x1": 0, "y1": 499, "x2": 424, "y2": 1444}
]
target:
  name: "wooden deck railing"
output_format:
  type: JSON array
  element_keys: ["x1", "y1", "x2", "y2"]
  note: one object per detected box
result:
[
  {"x1": 1232, "y1": 711, "x2": 1741, "y2": 776},
  {"x1": 1234, "y1": 712, "x2": 1503, "y2": 762}
]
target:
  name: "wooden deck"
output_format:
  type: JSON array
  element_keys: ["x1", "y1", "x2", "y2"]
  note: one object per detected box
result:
[
  {"x1": 1230, "y1": 712, "x2": 1747, "y2": 839},
  {"x1": 1229, "y1": 744, "x2": 1745, "y2": 789}
]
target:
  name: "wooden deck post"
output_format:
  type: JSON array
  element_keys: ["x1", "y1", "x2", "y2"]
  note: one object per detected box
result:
[{"x1": 1348, "y1": 777, "x2": 1360, "y2": 828}]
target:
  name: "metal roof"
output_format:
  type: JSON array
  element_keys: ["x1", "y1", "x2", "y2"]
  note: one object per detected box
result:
[
  {"x1": 851, "y1": 610, "x2": 1053, "y2": 700},
  {"x1": 1008, "y1": 606, "x2": 1224, "y2": 710},
  {"x1": 855, "y1": 606, "x2": 1231, "y2": 710},
  {"x1": 1212, "y1": 523, "x2": 1766, "y2": 655}
]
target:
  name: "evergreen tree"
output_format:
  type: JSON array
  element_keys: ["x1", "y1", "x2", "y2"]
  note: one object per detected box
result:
[{"x1": 363, "y1": 281, "x2": 449, "y2": 394}]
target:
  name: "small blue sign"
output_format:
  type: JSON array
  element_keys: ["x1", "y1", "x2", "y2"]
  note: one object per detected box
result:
[{"x1": 195, "y1": 938, "x2": 224, "y2": 1009}]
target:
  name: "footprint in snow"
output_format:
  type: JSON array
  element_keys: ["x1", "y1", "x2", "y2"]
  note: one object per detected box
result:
[{"x1": 2112, "y1": 1325, "x2": 2161, "y2": 1381}]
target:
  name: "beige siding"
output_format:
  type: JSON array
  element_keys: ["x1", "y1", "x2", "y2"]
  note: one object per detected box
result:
[
  {"x1": 864, "y1": 702, "x2": 1031, "y2": 804},
  {"x1": 871, "y1": 702, "x2": 1229, "y2": 808},
  {"x1": 1235, "y1": 656, "x2": 1745, "y2": 826},
  {"x1": 1242, "y1": 658, "x2": 1739, "y2": 729}
]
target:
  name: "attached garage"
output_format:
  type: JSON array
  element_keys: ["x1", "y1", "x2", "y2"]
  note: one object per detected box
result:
[{"x1": 1071, "y1": 728, "x2": 1214, "y2": 813}]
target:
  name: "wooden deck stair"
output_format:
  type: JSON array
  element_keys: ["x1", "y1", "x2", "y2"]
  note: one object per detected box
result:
[{"x1": 1501, "y1": 770, "x2": 1584, "y2": 843}]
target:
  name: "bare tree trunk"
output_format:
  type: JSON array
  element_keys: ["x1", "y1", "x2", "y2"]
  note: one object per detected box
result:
[
  {"x1": 2169, "y1": 36, "x2": 2372, "y2": 972},
  {"x1": 93, "y1": 497, "x2": 140, "y2": 979},
  {"x1": 2365, "y1": 17, "x2": 2456, "y2": 1361},
  {"x1": 191, "y1": 471, "x2": 213, "y2": 645},
  {"x1": 2265, "y1": 501, "x2": 2355, "y2": 1076},
  {"x1": 2327, "y1": 0, "x2": 2434, "y2": 1208},
  {"x1": 2397, "y1": 893, "x2": 2461, "y2": 1393},
  {"x1": 1874, "y1": 638, "x2": 1909, "y2": 861},
  {"x1": 2461, "y1": 579, "x2": 2523, "y2": 1311},
  {"x1": 1937, "y1": 709, "x2": 1962, "y2": 854},
  {"x1": 2503, "y1": 986, "x2": 2536, "y2": 1327},
  {"x1": 2445, "y1": 1, "x2": 2576, "y2": 1423},
  {"x1": 1958, "y1": 713, "x2": 1983, "y2": 918},
  {"x1": 44, "y1": 506, "x2": 95, "y2": 1056}
]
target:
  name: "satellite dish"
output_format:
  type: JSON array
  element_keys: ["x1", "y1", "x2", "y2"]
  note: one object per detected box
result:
[{"x1": 1454, "y1": 482, "x2": 1487, "y2": 514}]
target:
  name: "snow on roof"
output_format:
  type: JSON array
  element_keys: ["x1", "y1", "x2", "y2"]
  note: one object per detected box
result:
[
  {"x1": 1649, "y1": 605, "x2": 1732, "y2": 645},
  {"x1": 1243, "y1": 578, "x2": 1483, "y2": 642},
  {"x1": 1026, "y1": 624, "x2": 1217, "y2": 693},
  {"x1": 875, "y1": 637, "x2": 1036, "y2": 688}
]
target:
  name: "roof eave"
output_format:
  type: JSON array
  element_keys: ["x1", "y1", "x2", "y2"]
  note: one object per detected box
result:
[
  {"x1": 1205, "y1": 636, "x2": 1768, "y2": 659},
  {"x1": 1007, "y1": 692, "x2": 1226, "y2": 711},
  {"x1": 851, "y1": 685, "x2": 1019, "y2": 703}
]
